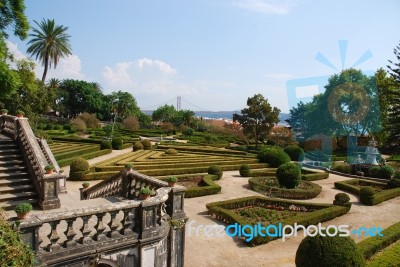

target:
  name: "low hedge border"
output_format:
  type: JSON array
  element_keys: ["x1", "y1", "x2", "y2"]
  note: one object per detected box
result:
[
  {"x1": 206, "y1": 196, "x2": 350, "y2": 246},
  {"x1": 358, "y1": 221, "x2": 400, "y2": 260},
  {"x1": 366, "y1": 242, "x2": 400, "y2": 267},
  {"x1": 159, "y1": 174, "x2": 221, "y2": 198},
  {"x1": 54, "y1": 145, "x2": 100, "y2": 160},
  {"x1": 301, "y1": 172, "x2": 329, "y2": 181},
  {"x1": 248, "y1": 177, "x2": 322, "y2": 199},
  {"x1": 334, "y1": 179, "x2": 400, "y2": 205},
  {"x1": 58, "y1": 149, "x2": 112, "y2": 167},
  {"x1": 156, "y1": 145, "x2": 248, "y2": 155},
  {"x1": 50, "y1": 136, "x2": 103, "y2": 144}
]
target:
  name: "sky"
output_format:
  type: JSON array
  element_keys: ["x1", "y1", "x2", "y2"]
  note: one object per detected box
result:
[{"x1": 6, "y1": 0, "x2": 400, "y2": 112}]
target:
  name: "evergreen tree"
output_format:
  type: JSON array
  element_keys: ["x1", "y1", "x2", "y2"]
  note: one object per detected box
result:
[{"x1": 386, "y1": 42, "x2": 400, "y2": 147}]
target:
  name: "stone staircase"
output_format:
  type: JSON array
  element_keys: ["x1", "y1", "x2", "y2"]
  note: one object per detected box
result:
[{"x1": 0, "y1": 135, "x2": 38, "y2": 210}]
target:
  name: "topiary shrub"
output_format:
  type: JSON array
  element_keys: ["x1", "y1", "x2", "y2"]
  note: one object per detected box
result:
[
  {"x1": 380, "y1": 165, "x2": 395, "y2": 179},
  {"x1": 333, "y1": 193, "x2": 351, "y2": 207},
  {"x1": 63, "y1": 124, "x2": 71, "y2": 131},
  {"x1": 182, "y1": 128, "x2": 194, "y2": 136},
  {"x1": 100, "y1": 140, "x2": 112, "y2": 150},
  {"x1": 208, "y1": 165, "x2": 223, "y2": 179},
  {"x1": 395, "y1": 172, "x2": 400, "y2": 180},
  {"x1": 132, "y1": 141, "x2": 144, "y2": 151},
  {"x1": 69, "y1": 158, "x2": 89, "y2": 180},
  {"x1": 239, "y1": 164, "x2": 251, "y2": 177},
  {"x1": 387, "y1": 178, "x2": 400, "y2": 189},
  {"x1": 284, "y1": 145, "x2": 304, "y2": 161},
  {"x1": 45, "y1": 123, "x2": 54, "y2": 130},
  {"x1": 140, "y1": 139, "x2": 152, "y2": 150},
  {"x1": 112, "y1": 138, "x2": 123, "y2": 150},
  {"x1": 276, "y1": 162, "x2": 301, "y2": 189},
  {"x1": 165, "y1": 148, "x2": 178, "y2": 155},
  {"x1": 54, "y1": 124, "x2": 63, "y2": 130},
  {"x1": 369, "y1": 166, "x2": 381, "y2": 178},
  {"x1": 360, "y1": 186, "x2": 375, "y2": 205},
  {"x1": 295, "y1": 233, "x2": 366, "y2": 267},
  {"x1": 332, "y1": 163, "x2": 352, "y2": 174},
  {"x1": 257, "y1": 146, "x2": 290, "y2": 167}
]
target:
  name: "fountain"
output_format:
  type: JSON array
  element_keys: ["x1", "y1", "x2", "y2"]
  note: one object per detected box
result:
[{"x1": 364, "y1": 138, "x2": 380, "y2": 165}]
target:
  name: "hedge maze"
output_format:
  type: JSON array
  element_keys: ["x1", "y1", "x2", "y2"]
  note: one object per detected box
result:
[{"x1": 50, "y1": 141, "x2": 112, "y2": 167}]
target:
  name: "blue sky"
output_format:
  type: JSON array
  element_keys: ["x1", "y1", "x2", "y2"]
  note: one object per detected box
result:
[{"x1": 7, "y1": 0, "x2": 400, "y2": 112}]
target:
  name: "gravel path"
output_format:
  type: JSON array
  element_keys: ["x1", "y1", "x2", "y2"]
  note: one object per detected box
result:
[{"x1": 184, "y1": 171, "x2": 400, "y2": 267}]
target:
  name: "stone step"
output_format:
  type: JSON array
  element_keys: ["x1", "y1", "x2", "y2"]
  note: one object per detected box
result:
[
  {"x1": 0, "y1": 177, "x2": 32, "y2": 186},
  {"x1": 0, "y1": 154, "x2": 22, "y2": 161},
  {"x1": 0, "y1": 159, "x2": 25, "y2": 167},
  {"x1": 0, "y1": 198, "x2": 39, "y2": 211},
  {"x1": 0, "y1": 143, "x2": 18, "y2": 149},
  {"x1": 0, "y1": 172, "x2": 30, "y2": 178},
  {"x1": 0, "y1": 149, "x2": 19, "y2": 155},
  {"x1": 0, "y1": 191, "x2": 38, "y2": 202},
  {"x1": 0, "y1": 165, "x2": 27, "y2": 173},
  {"x1": 0, "y1": 184, "x2": 35, "y2": 194}
]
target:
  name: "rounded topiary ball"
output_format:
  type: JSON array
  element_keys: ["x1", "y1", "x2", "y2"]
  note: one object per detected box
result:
[
  {"x1": 165, "y1": 148, "x2": 178, "y2": 155},
  {"x1": 140, "y1": 139, "x2": 152, "y2": 150},
  {"x1": 295, "y1": 234, "x2": 365, "y2": 267},
  {"x1": 70, "y1": 158, "x2": 89, "y2": 180},
  {"x1": 380, "y1": 165, "x2": 395, "y2": 179},
  {"x1": 276, "y1": 162, "x2": 301, "y2": 189},
  {"x1": 100, "y1": 140, "x2": 112, "y2": 150},
  {"x1": 257, "y1": 146, "x2": 291, "y2": 167},
  {"x1": 360, "y1": 186, "x2": 375, "y2": 205},
  {"x1": 132, "y1": 141, "x2": 144, "y2": 151},
  {"x1": 284, "y1": 145, "x2": 305, "y2": 161},
  {"x1": 239, "y1": 164, "x2": 251, "y2": 177},
  {"x1": 333, "y1": 193, "x2": 351, "y2": 207},
  {"x1": 112, "y1": 138, "x2": 123, "y2": 150},
  {"x1": 369, "y1": 166, "x2": 381, "y2": 178},
  {"x1": 208, "y1": 165, "x2": 223, "y2": 179}
]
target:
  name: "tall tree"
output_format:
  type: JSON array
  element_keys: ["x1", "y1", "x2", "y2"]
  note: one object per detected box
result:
[
  {"x1": 0, "y1": 0, "x2": 29, "y2": 39},
  {"x1": 27, "y1": 19, "x2": 72, "y2": 83},
  {"x1": 386, "y1": 42, "x2": 400, "y2": 147},
  {"x1": 233, "y1": 94, "x2": 280, "y2": 147}
]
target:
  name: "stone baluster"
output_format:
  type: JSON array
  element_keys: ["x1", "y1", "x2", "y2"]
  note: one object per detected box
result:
[
  {"x1": 121, "y1": 208, "x2": 134, "y2": 235},
  {"x1": 46, "y1": 221, "x2": 61, "y2": 251},
  {"x1": 79, "y1": 215, "x2": 93, "y2": 244},
  {"x1": 63, "y1": 218, "x2": 77, "y2": 248},
  {"x1": 107, "y1": 211, "x2": 121, "y2": 238},
  {"x1": 93, "y1": 213, "x2": 107, "y2": 241}
]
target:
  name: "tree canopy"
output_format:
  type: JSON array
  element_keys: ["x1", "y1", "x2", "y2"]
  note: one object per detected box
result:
[{"x1": 233, "y1": 93, "x2": 280, "y2": 147}]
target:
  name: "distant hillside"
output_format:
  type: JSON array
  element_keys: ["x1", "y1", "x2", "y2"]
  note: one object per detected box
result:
[{"x1": 143, "y1": 110, "x2": 290, "y2": 124}]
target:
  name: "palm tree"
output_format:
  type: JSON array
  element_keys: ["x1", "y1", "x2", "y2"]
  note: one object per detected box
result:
[{"x1": 27, "y1": 19, "x2": 72, "y2": 83}]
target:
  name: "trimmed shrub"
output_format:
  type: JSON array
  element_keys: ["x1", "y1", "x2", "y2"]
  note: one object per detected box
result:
[
  {"x1": 276, "y1": 162, "x2": 301, "y2": 189},
  {"x1": 395, "y1": 172, "x2": 400, "y2": 179},
  {"x1": 132, "y1": 141, "x2": 144, "y2": 151},
  {"x1": 140, "y1": 139, "x2": 152, "y2": 150},
  {"x1": 332, "y1": 163, "x2": 352, "y2": 174},
  {"x1": 69, "y1": 158, "x2": 90, "y2": 180},
  {"x1": 208, "y1": 165, "x2": 223, "y2": 179},
  {"x1": 387, "y1": 178, "x2": 400, "y2": 189},
  {"x1": 295, "y1": 234, "x2": 365, "y2": 267},
  {"x1": 45, "y1": 123, "x2": 54, "y2": 130},
  {"x1": 369, "y1": 166, "x2": 381, "y2": 178},
  {"x1": 360, "y1": 186, "x2": 375, "y2": 205},
  {"x1": 239, "y1": 164, "x2": 251, "y2": 177},
  {"x1": 63, "y1": 124, "x2": 71, "y2": 131},
  {"x1": 54, "y1": 124, "x2": 63, "y2": 130},
  {"x1": 257, "y1": 146, "x2": 290, "y2": 167},
  {"x1": 165, "y1": 148, "x2": 178, "y2": 155},
  {"x1": 333, "y1": 193, "x2": 351, "y2": 207},
  {"x1": 182, "y1": 128, "x2": 194, "y2": 136},
  {"x1": 380, "y1": 165, "x2": 395, "y2": 179},
  {"x1": 112, "y1": 138, "x2": 123, "y2": 150},
  {"x1": 100, "y1": 140, "x2": 112, "y2": 150},
  {"x1": 0, "y1": 210, "x2": 35, "y2": 266},
  {"x1": 284, "y1": 145, "x2": 304, "y2": 161}
]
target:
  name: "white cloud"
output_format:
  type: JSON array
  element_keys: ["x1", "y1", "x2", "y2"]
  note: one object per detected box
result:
[
  {"x1": 5, "y1": 40, "x2": 85, "y2": 81},
  {"x1": 137, "y1": 58, "x2": 177, "y2": 75},
  {"x1": 233, "y1": 0, "x2": 298, "y2": 15}
]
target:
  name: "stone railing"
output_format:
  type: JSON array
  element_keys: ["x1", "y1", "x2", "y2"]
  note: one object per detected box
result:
[
  {"x1": 18, "y1": 187, "x2": 174, "y2": 266},
  {"x1": 0, "y1": 115, "x2": 64, "y2": 209},
  {"x1": 81, "y1": 171, "x2": 124, "y2": 200}
]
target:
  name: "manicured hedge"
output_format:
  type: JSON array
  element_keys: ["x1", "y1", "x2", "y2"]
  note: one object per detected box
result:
[
  {"x1": 334, "y1": 179, "x2": 400, "y2": 206},
  {"x1": 57, "y1": 149, "x2": 112, "y2": 167},
  {"x1": 367, "y1": 243, "x2": 400, "y2": 267},
  {"x1": 54, "y1": 146, "x2": 101, "y2": 161},
  {"x1": 248, "y1": 177, "x2": 322, "y2": 199},
  {"x1": 50, "y1": 136, "x2": 103, "y2": 144},
  {"x1": 206, "y1": 196, "x2": 350, "y2": 246},
  {"x1": 161, "y1": 174, "x2": 222, "y2": 198},
  {"x1": 301, "y1": 172, "x2": 329, "y2": 181},
  {"x1": 358, "y1": 221, "x2": 400, "y2": 260},
  {"x1": 157, "y1": 144, "x2": 247, "y2": 155}
]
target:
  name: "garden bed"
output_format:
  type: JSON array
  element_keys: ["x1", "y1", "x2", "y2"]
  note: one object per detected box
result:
[
  {"x1": 206, "y1": 196, "x2": 350, "y2": 246},
  {"x1": 334, "y1": 179, "x2": 400, "y2": 205},
  {"x1": 248, "y1": 177, "x2": 322, "y2": 199}
]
